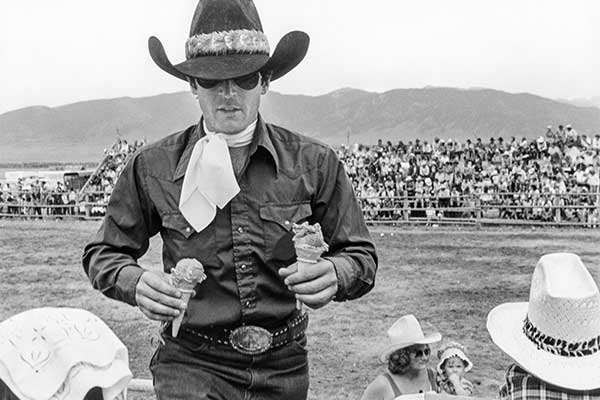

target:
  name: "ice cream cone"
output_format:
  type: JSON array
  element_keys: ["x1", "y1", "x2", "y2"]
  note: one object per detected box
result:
[
  {"x1": 169, "y1": 258, "x2": 206, "y2": 337},
  {"x1": 295, "y1": 256, "x2": 319, "y2": 310},
  {"x1": 290, "y1": 222, "x2": 329, "y2": 311},
  {"x1": 295, "y1": 246, "x2": 324, "y2": 264},
  {"x1": 294, "y1": 246, "x2": 326, "y2": 310},
  {"x1": 172, "y1": 288, "x2": 194, "y2": 338}
]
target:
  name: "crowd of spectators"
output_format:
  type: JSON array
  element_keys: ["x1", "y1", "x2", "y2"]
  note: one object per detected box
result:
[
  {"x1": 79, "y1": 138, "x2": 145, "y2": 216},
  {"x1": 0, "y1": 138, "x2": 145, "y2": 218},
  {"x1": 339, "y1": 124, "x2": 600, "y2": 226},
  {"x1": 0, "y1": 179, "x2": 78, "y2": 217},
  {"x1": 2, "y1": 128, "x2": 599, "y2": 226}
]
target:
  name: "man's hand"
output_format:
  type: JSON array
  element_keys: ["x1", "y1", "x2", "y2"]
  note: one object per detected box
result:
[
  {"x1": 278, "y1": 259, "x2": 338, "y2": 309},
  {"x1": 135, "y1": 271, "x2": 188, "y2": 321}
]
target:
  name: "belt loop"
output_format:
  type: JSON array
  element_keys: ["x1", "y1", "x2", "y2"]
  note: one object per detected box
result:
[{"x1": 286, "y1": 316, "x2": 295, "y2": 344}]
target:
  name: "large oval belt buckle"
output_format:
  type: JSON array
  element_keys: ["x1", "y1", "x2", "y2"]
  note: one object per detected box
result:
[{"x1": 229, "y1": 326, "x2": 273, "y2": 355}]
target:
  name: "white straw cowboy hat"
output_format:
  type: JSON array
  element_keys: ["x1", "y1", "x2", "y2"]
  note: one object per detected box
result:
[
  {"x1": 148, "y1": 0, "x2": 309, "y2": 82},
  {"x1": 379, "y1": 314, "x2": 442, "y2": 362},
  {"x1": 487, "y1": 253, "x2": 600, "y2": 391}
]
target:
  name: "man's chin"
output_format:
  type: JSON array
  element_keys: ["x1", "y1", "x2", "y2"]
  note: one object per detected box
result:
[{"x1": 212, "y1": 120, "x2": 247, "y2": 134}]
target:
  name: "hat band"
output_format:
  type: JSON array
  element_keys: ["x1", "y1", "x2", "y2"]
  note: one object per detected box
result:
[
  {"x1": 186, "y1": 29, "x2": 270, "y2": 58},
  {"x1": 523, "y1": 315, "x2": 600, "y2": 357}
]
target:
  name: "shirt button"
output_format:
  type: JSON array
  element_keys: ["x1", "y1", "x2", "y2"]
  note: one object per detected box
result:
[
  {"x1": 185, "y1": 227, "x2": 191, "y2": 233},
  {"x1": 237, "y1": 227, "x2": 243, "y2": 233},
  {"x1": 284, "y1": 220, "x2": 290, "y2": 226}
]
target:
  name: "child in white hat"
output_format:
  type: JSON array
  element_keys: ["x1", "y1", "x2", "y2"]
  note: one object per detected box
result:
[{"x1": 436, "y1": 341, "x2": 474, "y2": 396}]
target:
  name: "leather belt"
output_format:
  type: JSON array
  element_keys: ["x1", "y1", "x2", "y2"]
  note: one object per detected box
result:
[{"x1": 176, "y1": 312, "x2": 309, "y2": 355}]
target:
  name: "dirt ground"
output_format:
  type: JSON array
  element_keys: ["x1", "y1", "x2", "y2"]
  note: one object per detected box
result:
[{"x1": 1, "y1": 219, "x2": 599, "y2": 399}]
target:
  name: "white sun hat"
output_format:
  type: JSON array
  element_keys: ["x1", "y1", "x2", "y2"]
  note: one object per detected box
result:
[
  {"x1": 436, "y1": 342, "x2": 473, "y2": 375},
  {"x1": 379, "y1": 314, "x2": 442, "y2": 362},
  {"x1": 487, "y1": 253, "x2": 600, "y2": 391},
  {"x1": 0, "y1": 307, "x2": 132, "y2": 400}
]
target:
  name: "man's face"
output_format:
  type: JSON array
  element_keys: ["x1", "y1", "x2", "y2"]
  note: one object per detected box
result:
[{"x1": 192, "y1": 74, "x2": 268, "y2": 134}]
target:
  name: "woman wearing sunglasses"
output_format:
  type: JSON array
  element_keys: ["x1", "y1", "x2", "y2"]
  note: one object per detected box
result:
[{"x1": 361, "y1": 315, "x2": 442, "y2": 400}]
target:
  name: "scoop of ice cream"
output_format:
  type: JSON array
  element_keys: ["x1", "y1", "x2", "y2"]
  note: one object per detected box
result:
[
  {"x1": 292, "y1": 222, "x2": 329, "y2": 252},
  {"x1": 170, "y1": 258, "x2": 206, "y2": 290}
]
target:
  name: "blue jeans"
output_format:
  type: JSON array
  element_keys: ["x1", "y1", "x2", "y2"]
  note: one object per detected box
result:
[{"x1": 150, "y1": 332, "x2": 309, "y2": 400}]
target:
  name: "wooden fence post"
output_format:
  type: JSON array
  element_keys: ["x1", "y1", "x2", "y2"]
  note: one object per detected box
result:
[{"x1": 475, "y1": 195, "x2": 482, "y2": 229}]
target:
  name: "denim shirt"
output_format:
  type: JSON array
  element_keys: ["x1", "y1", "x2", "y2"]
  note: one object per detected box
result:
[{"x1": 82, "y1": 115, "x2": 377, "y2": 329}]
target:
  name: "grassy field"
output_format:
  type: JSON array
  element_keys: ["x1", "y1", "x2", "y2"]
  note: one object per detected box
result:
[{"x1": 1, "y1": 219, "x2": 600, "y2": 399}]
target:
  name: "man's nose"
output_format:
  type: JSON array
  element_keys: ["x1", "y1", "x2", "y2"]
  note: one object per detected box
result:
[{"x1": 218, "y1": 79, "x2": 237, "y2": 97}]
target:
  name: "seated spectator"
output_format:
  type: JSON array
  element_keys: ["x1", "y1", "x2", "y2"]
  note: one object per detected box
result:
[
  {"x1": 487, "y1": 253, "x2": 600, "y2": 399},
  {"x1": 361, "y1": 315, "x2": 441, "y2": 400},
  {"x1": 588, "y1": 169, "x2": 599, "y2": 194},
  {"x1": 436, "y1": 341, "x2": 474, "y2": 396}
]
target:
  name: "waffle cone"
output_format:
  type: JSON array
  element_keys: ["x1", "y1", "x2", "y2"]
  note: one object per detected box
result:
[
  {"x1": 295, "y1": 246, "x2": 324, "y2": 263},
  {"x1": 172, "y1": 289, "x2": 194, "y2": 338}
]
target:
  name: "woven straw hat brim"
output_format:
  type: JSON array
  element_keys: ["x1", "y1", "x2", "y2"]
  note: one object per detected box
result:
[
  {"x1": 487, "y1": 302, "x2": 600, "y2": 391},
  {"x1": 379, "y1": 332, "x2": 442, "y2": 363},
  {"x1": 148, "y1": 31, "x2": 309, "y2": 82}
]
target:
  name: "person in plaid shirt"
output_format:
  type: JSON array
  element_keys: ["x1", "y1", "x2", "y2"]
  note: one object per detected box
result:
[
  {"x1": 487, "y1": 253, "x2": 600, "y2": 400},
  {"x1": 498, "y1": 364, "x2": 600, "y2": 400}
]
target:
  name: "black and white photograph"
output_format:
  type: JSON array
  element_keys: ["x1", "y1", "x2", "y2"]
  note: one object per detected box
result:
[{"x1": 1, "y1": 1, "x2": 600, "y2": 399}]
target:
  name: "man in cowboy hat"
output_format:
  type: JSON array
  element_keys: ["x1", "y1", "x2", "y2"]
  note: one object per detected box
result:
[
  {"x1": 487, "y1": 253, "x2": 600, "y2": 399},
  {"x1": 82, "y1": 1, "x2": 377, "y2": 399}
]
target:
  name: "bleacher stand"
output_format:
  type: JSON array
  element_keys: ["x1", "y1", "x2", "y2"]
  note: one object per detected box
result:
[{"x1": 2, "y1": 128, "x2": 599, "y2": 226}]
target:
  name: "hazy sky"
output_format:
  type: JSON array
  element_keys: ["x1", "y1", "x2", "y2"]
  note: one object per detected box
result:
[{"x1": 1, "y1": 0, "x2": 599, "y2": 114}]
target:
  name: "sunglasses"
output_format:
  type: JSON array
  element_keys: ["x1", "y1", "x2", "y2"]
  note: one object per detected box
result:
[
  {"x1": 194, "y1": 72, "x2": 261, "y2": 91},
  {"x1": 410, "y1": 347, "x2": 431, "y2": 358}
]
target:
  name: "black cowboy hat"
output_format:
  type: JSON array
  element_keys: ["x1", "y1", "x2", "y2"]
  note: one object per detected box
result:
[{"x1": 148, "y1": 0, "x2": 309, "y2": 82}]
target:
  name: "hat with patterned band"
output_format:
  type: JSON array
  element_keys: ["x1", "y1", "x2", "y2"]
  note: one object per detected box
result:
[
  {"x1": 487, "y1": 253, "x2": 600, "y2": 391},
  {"x1": 148, "y1": 0, "x2": 309, "y2": 82}
]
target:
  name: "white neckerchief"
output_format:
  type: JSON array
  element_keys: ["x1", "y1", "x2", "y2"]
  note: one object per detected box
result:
[{"x1": 179, "y1": 119, "x2": 256, "y2": 232}]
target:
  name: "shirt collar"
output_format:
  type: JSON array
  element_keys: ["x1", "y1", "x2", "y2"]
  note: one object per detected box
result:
[
  {"x1": 254, "y1": 114, "x2": 280, "y2": 174},
  {"x1": 173, "y1": 114, "x2": 279, "y2": 182},
  {"x1": 173, "y1": 123, "x2": 202, "y2": 182}
]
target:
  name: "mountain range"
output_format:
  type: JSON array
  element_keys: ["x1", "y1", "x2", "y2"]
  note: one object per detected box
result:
[{"x1": 1, "y1": 87, "x2": 599, "y2": 164}]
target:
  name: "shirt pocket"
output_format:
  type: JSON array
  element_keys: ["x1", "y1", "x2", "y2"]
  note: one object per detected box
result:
[
  {"x1": 161, "y1": 212, "x2": 217, "y2": 267},
  {"x1": 162, "y1": 212, "x2": 195, "y2": 239},
  {"x1": 259, "y1": 201, "x2": 312, "y2": 262}
]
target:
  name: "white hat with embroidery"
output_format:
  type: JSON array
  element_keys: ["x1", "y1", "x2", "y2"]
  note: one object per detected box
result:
[
  {"x1": 436, "y1": 341, "x2": 473, "y2": 374},
  {"x1": 379, "y1": 314, "x2": 441, "y2": 362},
  {"x1": 0, "y1": 308, "x2": 131, "y2": 400},
  {"x1": 487, "y1": 253, "x2": 600, "y2": 390}
]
